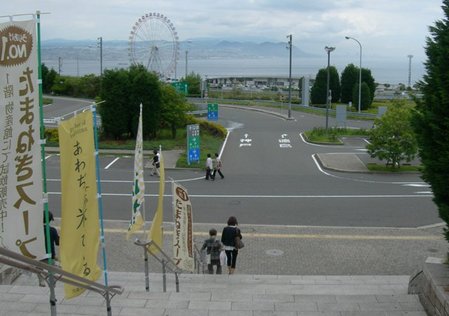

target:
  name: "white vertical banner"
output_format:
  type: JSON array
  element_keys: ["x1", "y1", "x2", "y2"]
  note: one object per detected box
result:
[
  {"x1": 0, "y1": 19, "x2": 45, "y2": 259},
  {"x1": 172, "y1": 182, "x2": 194, "y2": 272},
  {"x1": 127, "y1": 103, "x2": 145, "y2": 239}
]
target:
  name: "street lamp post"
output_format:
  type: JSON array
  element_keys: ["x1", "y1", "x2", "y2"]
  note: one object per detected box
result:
[
  {"x1": 325, "y1": 46, "x2": 335, "y2": 131},
  {"x1": 286, "y1": 34, "x2": 292, "y2": 119},
  {"x1": 185, "y1": 50, "x2": 188, "y2": 78},
  {"x1": 97, "y1": 37, "x2": 103, "y2": 76},
  {"x1": 345, "y1": 36, "x2": 362, "y2": 113},
  {"x1": 407, "y1": 55, "x2": 413, "y2": 88}
]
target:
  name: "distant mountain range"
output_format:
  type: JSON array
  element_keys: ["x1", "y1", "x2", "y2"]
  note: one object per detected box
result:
[{"x1": 41, "y1": 38, "x2": 317, "y2": 61}]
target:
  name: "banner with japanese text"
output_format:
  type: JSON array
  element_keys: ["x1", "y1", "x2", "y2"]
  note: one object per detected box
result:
[
  {"x1": 58, "y1": 111, "x2": 101, "y2": 299},
  {"x1": 0, "y1": 19, "x2": 45, "y2": 259},
  {"x1": 172, "y1": 182, "x2": 194, "y2": 272}
]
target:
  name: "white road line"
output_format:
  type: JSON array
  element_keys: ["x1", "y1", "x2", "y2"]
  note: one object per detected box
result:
[
  {"x1": 46, "y1": 177, "x2": 206, "y2": 183},
  {"x1": 47, "y1": 191, "x2": 433, "y2": 198},
  {"x1": 104, "y1": 157, "x2": 120, "y2": 170},
  {"x1": 403, "y1": 184, "x2": 430, "y2": 187},
  {"x1": 45, "y1": 155, "x2": 52, "y2": 160}
]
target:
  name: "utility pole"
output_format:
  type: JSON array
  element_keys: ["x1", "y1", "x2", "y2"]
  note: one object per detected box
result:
[
  {"x1": 286, "y1": 34, "x2": 292, "y2": 119},
  {"x1": 325, "y1": 46, "x2": 335, "y2": 131},
  {"x1": 97, "y1": 37, "x2": 103, "y2": 76},
  {"x1": 58, "y1": 57, "x2": 62, "y2": 75},
  {"x1": 407, "y1": 55, "x2": 413, "y2": 88}
]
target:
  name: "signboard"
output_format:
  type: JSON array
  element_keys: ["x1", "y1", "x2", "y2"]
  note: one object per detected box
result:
[
  {"x1": 336, "y1": 105, "x2": 347, "y2": 127},
  {"x1": 172, "y1": 182, "x2": 194, "y2": 272},
  {"x1": 187, "y1": 124, "x2": 200, "y2": 165},
  {"x1": 0, "y1": 19, "x2": 45, "y2": 259},
  {"x1": 207, "y1": 103, "x2": 218, "y2": 121},
  {"x1": 171, "y1": 82, "x2": 188, "y2": 95}
]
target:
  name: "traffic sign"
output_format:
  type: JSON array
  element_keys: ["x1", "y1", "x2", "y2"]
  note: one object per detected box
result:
[
  {"x1": 187, "y1": 124, "x2": 200, "y2": 165},
  {"x1": 171, "y1": 82, "x2": 188, "y2": 95},
  {"x1": 207, "y1": 103, "x2": 218, "y2": 121}
]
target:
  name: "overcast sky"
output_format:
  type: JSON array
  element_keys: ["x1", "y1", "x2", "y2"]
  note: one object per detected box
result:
[{"x1": 2, "y1": 0, "x2": 445, "y2": 63}]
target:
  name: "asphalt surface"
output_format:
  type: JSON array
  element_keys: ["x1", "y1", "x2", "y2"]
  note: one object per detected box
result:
[{"x1": 41, "y1": 98, "x2": 445, "y2": 275}]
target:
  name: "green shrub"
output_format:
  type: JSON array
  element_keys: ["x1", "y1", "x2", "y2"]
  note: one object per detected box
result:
[{"x1": 44, "y1": 128, "x2": 59, "y2": 143}]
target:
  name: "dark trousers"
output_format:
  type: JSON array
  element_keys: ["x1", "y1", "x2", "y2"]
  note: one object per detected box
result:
[
  {"x1": 208, "y1": 259, "x2": 222, "y2": 274},
  {"x1": 225, "y1": 249, "x2": 238, "y2": 268},
  {"x1": 205, "y1": 167, "x2": 213, "y2": 180},
  {"x1": 213, "y1": 169, "x2": 224, "y2": 179}
]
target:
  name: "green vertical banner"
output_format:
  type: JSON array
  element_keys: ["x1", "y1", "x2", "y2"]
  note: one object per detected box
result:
[
  {"x1": 207, "y1": 103, "x2": 218, "y2": 121},
  {"x1": 187, "y1": 124, "x2": 200, "y2": 165}
]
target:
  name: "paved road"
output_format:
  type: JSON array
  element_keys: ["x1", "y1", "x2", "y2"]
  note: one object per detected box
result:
[
  {"x1": 44, "y1": 101, "x2": 438, "y2": 228},
  {"x1": 42, "y1": 98, "x2": 445, "y2": 275}
]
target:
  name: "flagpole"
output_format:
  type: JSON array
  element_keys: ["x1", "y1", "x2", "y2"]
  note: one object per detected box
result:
[
  {"x1": 91, "y1": 104, "x2": 112, "y2": 315},
  {"x1": 36, "y1": 11, "x2": 57, "y2": 316},
  {"x1": 141, "y1": 104, "x2": 147, "y2": 238}
]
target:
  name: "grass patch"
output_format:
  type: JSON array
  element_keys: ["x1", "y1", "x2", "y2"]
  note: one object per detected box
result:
[
  {"x1": 304, "y1": 127, "x2": 369, "y2": 144},
  {"x1": 43, "y1": 97, "x2": 53, "y2": 105},
  {"x1": 366, "y1": 163, "x2": 423, "y2": 172}
]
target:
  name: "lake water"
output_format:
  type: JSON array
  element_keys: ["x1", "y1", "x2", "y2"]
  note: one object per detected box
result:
[{"x1": 42, "y1": 56, "x2": 426, "y2": 85}]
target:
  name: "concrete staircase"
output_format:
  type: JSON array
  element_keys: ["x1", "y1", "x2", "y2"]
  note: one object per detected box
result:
[{"x1": 0, "y1": 272, "x2": 425, "y2": 316}]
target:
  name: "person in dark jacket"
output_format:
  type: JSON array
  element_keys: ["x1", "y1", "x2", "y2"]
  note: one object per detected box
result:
[
  {"x1": 221, "y1": 216, "x2": 242, "y2": 275},
  {"x1": 43, "y1": 211, "x2": 59, "y2": 260},
  {"x1": 201, "y1": 228, "x2": 223, "y2": 274}
]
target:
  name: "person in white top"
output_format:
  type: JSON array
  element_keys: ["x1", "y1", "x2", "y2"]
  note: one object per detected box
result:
[{"x1": 205, "y1": 153, "x2": 213, "y2": 180}]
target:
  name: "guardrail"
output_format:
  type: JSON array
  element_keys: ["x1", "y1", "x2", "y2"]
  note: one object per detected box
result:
[
  {"x1": 134, "y1": 239, "x2": 184, "y2": 293},
  {"x1": 0, "y1": 247, "x2": 123, "y2": 316}
]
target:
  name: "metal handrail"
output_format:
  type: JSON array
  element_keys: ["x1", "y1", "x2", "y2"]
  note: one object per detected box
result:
[
  {"x1": 134, "y1": 239, "x2": 183, "y2": 293},
  {"x1": 193, "y1": 243, "x2": 206, "y2": 274},
  {"x1": 0, "y1": 247, "x2": 123, "y2": 315}
]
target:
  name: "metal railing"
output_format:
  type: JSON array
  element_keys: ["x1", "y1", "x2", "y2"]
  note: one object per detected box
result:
[
  {"x1": 0, "y1": 247, "x2": 123, "y2": 316},
  {"x1": 134, "y1": 239, "x2": 184, "y2": 293},
  {"x1": 193, "y1": 242, "x2": 206, "y2": 274}
]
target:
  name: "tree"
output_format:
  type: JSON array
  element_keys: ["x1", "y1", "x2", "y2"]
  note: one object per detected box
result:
[
  {"x1": 361, "y1": 68, "x2": 376, "y2": 102},
  {"x1": 41, "y1": 63, "x2": 57, "y2": 94},
  {"x1": 311, "y1": 66, "x2": 340, "y2": 105},
  {"x1": 367, "y1": 101, "x2": 417, "y2": 168},
  {"x1": 128, "y1": 65, "x2": 162, "y2": 139},
  {"x1": 340, "y1": 64, "x2": 358, "y2": 103},
  {"x1": 412, "y1": 0, "x2": 449, "y2": 241},
  {"x1": 182, "y1": 72, "x2": 201, "y2": 95},
  {"x1": 352, "y1": 82, "x2": 372, "y2": 110},
  {"x1": 99, "y1": 69, "x2": 130, "y2": 139},
  {"x1": 340, "y1": 64, "x2": 376, "y2": 105},
  {"x1": 160, "y1": 84, "x2": 190, "y2": 138}
]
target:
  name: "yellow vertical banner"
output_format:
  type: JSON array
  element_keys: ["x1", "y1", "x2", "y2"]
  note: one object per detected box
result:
[
  {"x1": 58, "y1": 111, "x2": 101, "y2": 299},
  {"x1": 147, "y1": 150, "x2": 164, "y2": 253}
]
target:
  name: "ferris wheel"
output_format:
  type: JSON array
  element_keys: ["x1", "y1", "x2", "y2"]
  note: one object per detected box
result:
[{"x1": 128, "y1": 13, "x2": 179, "y2": 79}]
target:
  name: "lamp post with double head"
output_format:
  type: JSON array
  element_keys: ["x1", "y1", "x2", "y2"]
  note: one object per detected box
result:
[
  {"x1": 325, "y1": 46, "x2": 335, "y2": 131},
  {"x1": 345, "y1": 36, "x2": 362, "y2": 113},
  {"x1": 286, "y1": 34, "x2": 293, "y2": 119}
]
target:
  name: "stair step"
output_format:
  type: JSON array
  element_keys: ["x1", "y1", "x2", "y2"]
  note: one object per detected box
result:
[{"x1": 0, "y1": 272, "x2": 425, "y2": 315}]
